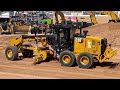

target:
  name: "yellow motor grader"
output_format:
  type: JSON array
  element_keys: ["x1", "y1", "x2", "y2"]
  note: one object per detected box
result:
[{"x1": 5, "y1": 22, "x2": 117, "y2": 69}]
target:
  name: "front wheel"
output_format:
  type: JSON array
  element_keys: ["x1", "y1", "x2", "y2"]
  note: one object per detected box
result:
[{"x1": 5, "y1": 46, "x2": 18, "y2": 61}]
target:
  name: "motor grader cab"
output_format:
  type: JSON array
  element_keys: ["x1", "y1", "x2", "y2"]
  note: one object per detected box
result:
[
  {"x1": 46, "y1": 24, "x2": 117, "y2": 68},
  {"x1": 46, "y1": 24, "x2": 75, "y2": 53},
  {"x1": 0, "y1": 18, "x2": 13, "y2": 34}
]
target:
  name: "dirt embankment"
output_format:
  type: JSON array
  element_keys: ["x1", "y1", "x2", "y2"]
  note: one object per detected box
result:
[{"x1": 76, "y1": 23, "x2": 120, "y2": 47}]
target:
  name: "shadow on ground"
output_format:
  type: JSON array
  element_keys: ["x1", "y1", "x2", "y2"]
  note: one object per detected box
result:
[
  {"x1": 94, "y1": 62, "x2": 119, "y2": 69},
  {"x1": 71, "y1": 62, "x2": 120, "y2": 69},
  {"x1": 15, "y1": 55, "x2": 34, "y2": 61},
  {"x1": 14, "y1": 56, "x2": 120, "y2": 69}
]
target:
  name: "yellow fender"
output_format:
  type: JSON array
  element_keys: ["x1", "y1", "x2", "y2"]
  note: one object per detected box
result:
[{"x1": 10, "y1": 36, "x2": 23, "y2": 46}]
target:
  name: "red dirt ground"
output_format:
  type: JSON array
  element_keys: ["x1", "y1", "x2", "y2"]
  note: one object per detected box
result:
[
  {"x1": 0, "y1": 38, "x2": 119, "y2": 78},
  {"x1": 1, "y1": 23, "x2": 120, "y2": 79}
]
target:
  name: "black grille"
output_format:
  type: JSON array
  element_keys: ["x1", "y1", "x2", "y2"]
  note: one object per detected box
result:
[{"x1": 101, "y1": 38, "x2": 107, "y2": 55}]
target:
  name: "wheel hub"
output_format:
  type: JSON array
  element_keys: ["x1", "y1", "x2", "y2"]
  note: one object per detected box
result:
[
  {"x1": 7, "y1": 50, "x2": 13, "y2": 58},
  {"x1": 62, "y1": 55, "x2": 71, "y2": 64},
  {"x1": 80, "y1": 56, "x2": 89, "y2": 65}
]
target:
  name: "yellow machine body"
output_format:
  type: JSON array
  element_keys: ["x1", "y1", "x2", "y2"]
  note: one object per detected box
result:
[
  {"x1": 101, "y1": 11, "x2": 119, "y2": 20},
  {"x1": 74, "y1": 35, "x2": 117, "y2": 63},
  {"x1": 9, "y1": 35, "x2": 53, "y2": 63},
  {"x1": 89, "y1": 11, "x2": 98, "y2": 25},
  {"x1": 89, "y1": 11, "x2": 120, "y2": 24}
]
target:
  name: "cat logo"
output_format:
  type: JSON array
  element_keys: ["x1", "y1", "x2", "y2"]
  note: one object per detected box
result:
[
  {"x1": 75, "y1": 37, "x2": 83, "y2": 43},
  {"x1": 87, "y1": 40, "x2": 92, "y2": 48}
]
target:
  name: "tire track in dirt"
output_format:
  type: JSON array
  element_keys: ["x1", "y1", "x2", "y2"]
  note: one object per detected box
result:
[
  {"x1": 0, "y1": 54, "x2": 120, "y2": 72},
  {"x1": 0, "y1": 51, "x2": 120, "y2": 67},
  {"x1": 0, "y1": 64, "x2": 118, "y2": 79},
  {"x1": 0, "y1": 60, "x2": 120, "y2": 79}
]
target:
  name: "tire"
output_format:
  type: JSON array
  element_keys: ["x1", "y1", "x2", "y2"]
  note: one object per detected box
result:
[
  {"x1": 77, "y1": 52, "x2": 94, "y2": 69},
  {"x1": 5, "y1": 46, "x2": 18, "y2": 61},
  {"x1": 59, "y1": 50, "x2": 76, "y2": 67}
]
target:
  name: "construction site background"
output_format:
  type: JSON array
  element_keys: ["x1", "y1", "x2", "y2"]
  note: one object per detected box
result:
[{"x1": 53, "y1": 15, "x2": 114, "y2": 24}]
